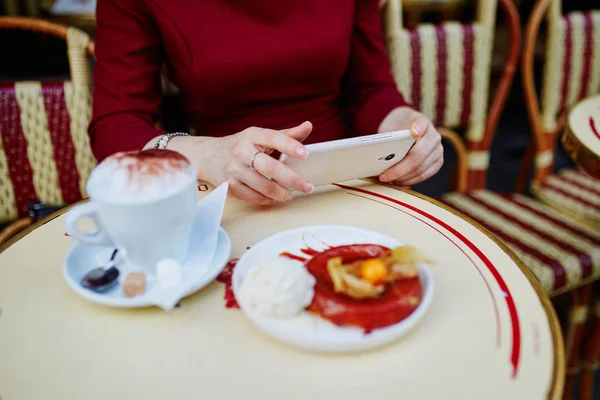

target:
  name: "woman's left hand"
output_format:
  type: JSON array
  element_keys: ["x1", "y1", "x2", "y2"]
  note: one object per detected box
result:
[{"x1": 377, "y1": 107, "x2": 444, "y2": 186}]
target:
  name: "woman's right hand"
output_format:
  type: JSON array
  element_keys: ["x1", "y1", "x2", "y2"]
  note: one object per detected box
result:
[{"x1": 154, "y1": 122, "x2": 315, "y2": 205}]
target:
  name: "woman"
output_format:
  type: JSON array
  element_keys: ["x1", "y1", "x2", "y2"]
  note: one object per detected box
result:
[{"x1": 90, "y1": 0, "x2": 443, "y2": 205}]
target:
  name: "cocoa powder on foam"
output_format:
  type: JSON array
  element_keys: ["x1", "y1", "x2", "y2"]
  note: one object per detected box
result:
[
  {"x1": 89, "y1": 150, "x2": 195, "y2": 202},
  {"x1": 112, "y1": 149, "x2": 191, "y2": 178}
]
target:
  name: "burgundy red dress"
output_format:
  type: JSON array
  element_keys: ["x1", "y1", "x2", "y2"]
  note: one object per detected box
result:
[{"x1": 90, "y1": 0, "x2": 409, "y2": 162}]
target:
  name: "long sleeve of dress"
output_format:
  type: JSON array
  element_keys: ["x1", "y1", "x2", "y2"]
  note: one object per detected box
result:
[
  {"x1": 89, "y1": 0, "x2": 164, "y2": 162},
  {"x1": 341, "y1": 0, "x2": 410, "y2": 136}
]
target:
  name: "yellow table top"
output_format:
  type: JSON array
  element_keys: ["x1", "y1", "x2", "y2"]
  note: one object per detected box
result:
[
  {"x1": 0, "y1": 180, "x2": 563, "y2": 399},
  {"x1": 563, "y1": 94, "x2": 600, "y2": 178}
]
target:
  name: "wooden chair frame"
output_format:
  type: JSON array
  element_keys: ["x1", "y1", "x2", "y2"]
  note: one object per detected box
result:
[
  {"x1": 517, "y1": 0, "x2": 559, "y2": 192},
  {"x1": 0, "y1": 17, "x2": 95, "y2": 56},
  {"x1": 0, "y1": 17, "x2": 95, "y2": 245}
]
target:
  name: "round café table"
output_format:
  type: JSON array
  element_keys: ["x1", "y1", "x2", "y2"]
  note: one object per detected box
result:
[
  {"x1": 563, "y1": 94, "x2": 600, "y2": 178},
  {"x1": 0, "y1": 180, "x2": 564, "y2": 399}
]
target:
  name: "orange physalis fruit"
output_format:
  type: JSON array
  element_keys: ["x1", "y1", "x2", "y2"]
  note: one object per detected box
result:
[{"x1": 360, "y1": 259, "x2": 388, "y2": 285}]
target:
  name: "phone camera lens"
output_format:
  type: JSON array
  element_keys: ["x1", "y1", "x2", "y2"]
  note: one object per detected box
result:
[{"x1": 385, "y1": 154, "x2": 395, "y2": 161}]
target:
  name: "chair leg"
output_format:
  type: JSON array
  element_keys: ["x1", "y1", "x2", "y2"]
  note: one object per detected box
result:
[
  {"x1": 579, "y1": 292, "x2": 600, "y2": 400},
  {"x1": 564, "y1": 285, "x2": 592, "y2": 400},
  {"x1": 515, "y1": 140, "x2": 535, "y2": 193}
]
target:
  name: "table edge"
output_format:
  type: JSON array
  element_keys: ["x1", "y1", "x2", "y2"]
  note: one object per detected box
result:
[
  {"x1": 0, "y1": 183, "x2": 565, "y2": 399},
  {"x1": 0, "y1": 199, "x2": 85, "y2": 255},
  {"x1": 374, "y1": 181, "x2": 565, "y2": 400},
  {"x1": 562, "y1": 117, "x2": 600, "y2": 179}
]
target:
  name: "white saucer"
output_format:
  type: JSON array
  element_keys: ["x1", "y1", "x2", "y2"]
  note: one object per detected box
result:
[
  {"x1": 63, "y1": 227, "x2": 231, "y2": 308},
  {"x1": 232, "y1": 225, "x2": 434, "y2": 353}
]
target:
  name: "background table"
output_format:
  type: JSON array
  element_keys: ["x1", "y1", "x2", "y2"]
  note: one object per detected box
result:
[
  {"x1": 563, "y1": 94, "x2": 600, "y2": 178},
  {"x1": 0, "y1": 180, "x2": 563, "y2": 399}
]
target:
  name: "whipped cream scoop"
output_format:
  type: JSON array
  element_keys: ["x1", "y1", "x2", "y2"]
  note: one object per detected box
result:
[{"x1": 239, "y1": 258, "x2": 316, "y2": 318}]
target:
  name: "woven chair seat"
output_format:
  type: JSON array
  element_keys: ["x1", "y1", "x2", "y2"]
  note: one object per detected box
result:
[
  {"x1": 534, "y1": 168, "x2": 600, "y2": 228},
  {"x1": 0, "y1": 82, "x2": 95, "y2": 223},
  {"x1": 442, "y1": 190, "x2": 600, "y2": 295}
]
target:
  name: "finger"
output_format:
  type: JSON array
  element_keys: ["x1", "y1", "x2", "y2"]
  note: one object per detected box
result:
[
  {"x1": 393, "y1": 158, "x2": 444, "y2": 187},
  {"x1": 228, "y1": 179, "x2": 272, "y2": 206},
  {"x1": 409, "y1": 116, "x2": 430, "y2": 140},
  {"x1": 379, "y1": 129, "x2": 441, "y2": 182},
  {"x1": 281, "y1": 121, "x2": 313, "y2": 143},
  {"x1": 252, "y1": 152, "x2": 314, "y2": 194},
  {"x1": 230, "y1": 138, "x2": 264, "y2": 167},
  {"x1": 244, "y1": 127, "x2": 309, "y2": 159},
  {"x1": 392, "y1": 144, "x2": 443, "y2": 182},
  {"x1": 237, "y1": 165, "x2": 293, "y2": 203},
  {"x1": 229, "y1": 141, "x2": 314, "y2": 193}
]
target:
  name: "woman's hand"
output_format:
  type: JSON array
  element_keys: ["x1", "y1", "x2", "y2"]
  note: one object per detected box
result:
[
  {"x1": 149, "y1": 122, "x2": 315, "y2": 205},
  {"x1": 377, "y1": 107, "x2": 443, "y2": 186}
]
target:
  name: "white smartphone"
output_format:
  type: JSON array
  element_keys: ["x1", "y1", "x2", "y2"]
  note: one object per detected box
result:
[{"x1": 279, "y1": 130, "x2": 415, "y2": 187}]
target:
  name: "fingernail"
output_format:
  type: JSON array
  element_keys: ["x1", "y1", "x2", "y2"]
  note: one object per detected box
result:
[
  {"x1": 303, "y1": 182, "x2": 314, "y2": 193},
  {"x1": 296, "y1": 147, "x2": 308, "y2": 158},
  {"x1": 412, "y1": 121, "x2": 424, "y2": 136},
  {"x1": 380, "y1": 174, "x2": 389, "y2": 183},
  {"x1": 286, "y1": 192, "x2": 293, "y2": 202}
]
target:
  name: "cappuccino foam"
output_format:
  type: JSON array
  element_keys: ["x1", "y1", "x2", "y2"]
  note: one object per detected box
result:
[{"x1": 87, "y1": 150, "x2": 196, "y2": 204}]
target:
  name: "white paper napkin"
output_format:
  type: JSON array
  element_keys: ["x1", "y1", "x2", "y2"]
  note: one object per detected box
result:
[{"x1": 151, "y1": 182, "x2": 229, "y2": 310}]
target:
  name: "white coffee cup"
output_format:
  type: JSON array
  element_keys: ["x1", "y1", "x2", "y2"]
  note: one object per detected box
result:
[{"x1": 65, "y1": 149, "x2": 198, "y2": 274}]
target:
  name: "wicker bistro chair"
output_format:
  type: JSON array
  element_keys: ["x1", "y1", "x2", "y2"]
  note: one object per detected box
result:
[
  {"x1": 0, "y1": 17, "x2": 97, "y2": 244},
  {"x1": 520, "y1": 0, "x2": 600, "y2": 229},
  {"x1": 385, "y1": 2, "x2": 599, "y2": 397}
]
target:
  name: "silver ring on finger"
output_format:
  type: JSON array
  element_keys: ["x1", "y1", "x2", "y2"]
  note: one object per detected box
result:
[{"x1": 249, "y1": 150, "x2": 261, "y2": 171}]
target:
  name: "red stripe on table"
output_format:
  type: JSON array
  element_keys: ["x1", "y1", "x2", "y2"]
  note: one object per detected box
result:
[
  {"x1": 468, "y1": 195, "x2": 592, "y2": 280},
  {"x1": 560, "y1": 15, "x2": 572, "y2": 112},
  {"x1": 557, "y1": 173, "x2": 600, "y2": 197},
  {"x1": 460, "y1": 24, "x2": 474, "y2": 126},
  {"x1": 542, "y1": 181, "x2": 600, "y2": 212},
  {"x1": 335, "y1": 184, "x2": 522, "y2": 378},
  {"x1": 348, "y1": 191, "x2": 502, "y2": 347},
  {"x1": 42, "y1": 83, "x2": 82, "y2": 204},
  {"x1": 578, "y1": 12, "x2": 593, "y2": 100},
  {"x1": 590, "y1": 116, "x2": 600, "y2": 140},
  {"x1": 409, "y1": 28, "x2": 422, "y2": 110},
  {"x1": 0, "y1": 86, "x2": 38, "y2": 217},
  {"x1": 435, "y1": 25, "x2": 448, "y2": 125},
  {"x1": 444, "y1": 197, "x2": 567, "y2": 291},
  {"x1": 508, "y1": 195, "x2": 600, "y2": 247}
]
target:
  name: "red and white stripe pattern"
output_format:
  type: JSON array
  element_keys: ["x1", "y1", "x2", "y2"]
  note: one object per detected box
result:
[
  {"x1": 387, "y1": 21, "x2": 494, "y2": 185},
  {"x1": 542, "y1": 11, "x2": 600, "y2": 133},
  {"x1": 443, "y1": 190, "x2": 600, "y2": 294},
  {"x1": 535, "y1": 168, "x2": 600, "y2": 227},
  {"x1": 388, "y1": 22, "x2": 493, "y2": 142},
  {"x1": 0, "y1": 82, "x2": 96, "y2": 222}
]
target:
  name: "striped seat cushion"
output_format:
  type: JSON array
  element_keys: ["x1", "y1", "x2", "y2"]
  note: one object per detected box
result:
[
  {"x1": 0, "y1": 82, "x2": 96, "y2": 223},
  {"x1": 534, "y1": 168, "x2": 600, "y2": 227},
  {"x1": 442, "y1": 190, "x2": 600, "y2": 295}
]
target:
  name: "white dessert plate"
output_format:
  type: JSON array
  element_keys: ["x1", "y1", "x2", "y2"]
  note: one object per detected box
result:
[
  {"x1": 232, "y1": 225, "x2": 434, "y2": 353},
  {"x1": 63, "y1": 224, "x2": 231, "y2": 309}
]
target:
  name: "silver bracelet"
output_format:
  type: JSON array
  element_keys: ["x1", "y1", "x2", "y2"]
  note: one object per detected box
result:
[{"x1": 154, "y1": 132, "x2": 190, "y2": 149}]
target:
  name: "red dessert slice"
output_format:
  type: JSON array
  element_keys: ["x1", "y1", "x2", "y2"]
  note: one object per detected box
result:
[{"x1": 305, "y1": 244, "x2": 423, "y2": 332}]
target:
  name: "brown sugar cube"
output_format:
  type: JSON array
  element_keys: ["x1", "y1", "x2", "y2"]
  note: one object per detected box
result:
[{"x1": 123, "y1": 272, "x2": 146, "y2": 297}]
